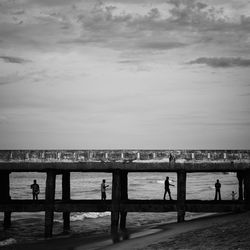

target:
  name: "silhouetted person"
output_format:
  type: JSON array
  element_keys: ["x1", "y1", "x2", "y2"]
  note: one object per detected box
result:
[
  {"x1": 169, "y1": 153, "x2": 173, "y2": 162},
  {"x1": 214, "y1": 179, "x2": 221, "y2": 200},
  {"x1": 31, "y1": 179, "x2": 40, "y2": 200},
  {"x1": 163, "y1": 176, "x2": 174, "y2": 200},
  {"x1": 101, "y1": 179, "x2": 109, "y2": 200},
  {"x1": 231, "y1": 191, "x2": 237, "y2": 200}
]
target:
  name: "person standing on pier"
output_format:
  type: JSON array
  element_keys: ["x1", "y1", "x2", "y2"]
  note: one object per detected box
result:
[
  {"x1": 231, "y1": 191, "x2": 237, "y2": 200},
  {"x1": 163, "y1": 176, "x2": 174, "y2": 200},
  {"x1": 169, "y1": 153, "x2": 173, "y2": 162},
  {"x1": 30, "y1": 179, "x2": 40, "y2": 200},
  {"x1": 214, "y1": 179, "x2": 221, "y2": 200},
  {"x1": 101, "y1": 179, "x2": 109, "y2": 200},
  {"x1": 169, "y1": 153, "x2": 175, "y2": 163}
]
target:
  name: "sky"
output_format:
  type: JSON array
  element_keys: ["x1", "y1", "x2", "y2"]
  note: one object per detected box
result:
[{"x1": 0, "y1": 0, "x2": 250, "y2": 149}]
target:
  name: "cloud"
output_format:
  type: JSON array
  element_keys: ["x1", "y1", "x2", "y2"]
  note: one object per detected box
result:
[
  {"x1": 240, "y1": 92, "x2": 250, "y2": 96},
  {"x1": 138, "y1": 41, "x2": 186, "y2": 50},
  {"x1": 65, "y1": 1, "x2": 249, "y2": 54},
  {"x1": 0, "y1": 56, "x2": 31, "y2": 64},
  {"x1": 1, "y1": 0, "x2": 250, "y2": 59},
  {"x1": 118, "y1": 59, "x2": 141, "y2": 64},
  {"x1": 11, "y1": 10, "x2": 25, "y2": 15},
  {"x1": 188, "y1": 57, "x2": 250, "y2": 67},
  {"x1": 63, "y1": 3, "x2": 191, "y2": 51},
  {"x1": 0, "y1": 74, "x2": 24, "y2": 85}
]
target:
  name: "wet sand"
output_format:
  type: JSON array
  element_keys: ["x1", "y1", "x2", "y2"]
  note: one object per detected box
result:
[
  {"x1": 2, "y1": 212, "x2": 250, "y2": 250},
  {"x1": 104, "y1": 212, "x2": 250, "y2": 250}
]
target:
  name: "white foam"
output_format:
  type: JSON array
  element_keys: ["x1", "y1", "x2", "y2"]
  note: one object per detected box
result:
[
  {"x1": 176, "y1": 159, "x2": 187, "y2": 163},
  {"x1": 70, "y1": 212, "x2": 111, "y2": 221},
  {"x1": 0, "y1": 238, "x2": 17, "y2": 246},
  {"x1": 157, "y1": 179, "x2": 175, "y2": 184},
  {"x1": 157, "y1": 180, "x2": 164, "y2": 184}
]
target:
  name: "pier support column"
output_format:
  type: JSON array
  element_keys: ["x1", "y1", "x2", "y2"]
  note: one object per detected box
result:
[
  {"x1": 177, "y1": 170, "x2": 186, "y2": 223},
  {"x1": 244, "y1": 170, "x2": 250, "y2": 207},
  {"x1": 120, "y1": 171, "x2": 128, "y2": 240},
  {"x1": 62, "y1": 172, "x2": 70, "y2": 232},
  {"x1": 3, "y1": 212, "x2": 11, "y2": 229},
  {"x1": 111, "y1": 170, "x2": 121, "y2": 243},
  {"x1": 237, "y1": 171, "x2": 244, "y2": 201},
  {"x1": 0, "y1": 171, "x2": 11, "y2": 228},
  {"x1": 45, "y1": 170, "x2": 56, "y2": 238}
]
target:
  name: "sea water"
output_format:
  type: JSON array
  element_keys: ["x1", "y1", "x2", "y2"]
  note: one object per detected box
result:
[{"x1": 0, "y1": 172, "x2": 238, "y2": 243}]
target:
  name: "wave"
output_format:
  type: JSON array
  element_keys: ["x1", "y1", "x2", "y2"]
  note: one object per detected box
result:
[
  {"x1": 156, "y1": 180, "x2": 175, "y2": 184},
  {"x1": 0, "y1": 238, "x2": 17, "y2": 246},
  {"x1": 70, "y1": 212, "x2": 111, "y2": 221},
  {"x1": 78, "y1": 188, "x2": 100, "y2": 193},
  {"x1": 156, "y1": 180, "x2": 164, "y2": 184},
  {"x1": 129, "y1": 183, "x2": 142, "y2": 187}
]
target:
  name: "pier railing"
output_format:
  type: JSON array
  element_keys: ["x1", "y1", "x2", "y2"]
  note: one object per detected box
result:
[{"x1": 0, "y1": 150, "x2": 250, "y2": 162}]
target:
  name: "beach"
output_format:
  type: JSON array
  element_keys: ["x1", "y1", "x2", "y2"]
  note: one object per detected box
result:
[
  {"x1": 0, "y1": 171, "x2": 242, "y2": 249},
  {"x1": 106, "y1": 212, "x2": 250, "y2": 250},
  {"x1": 1, "y1": 212, "x2": 250, "y2": 249}
]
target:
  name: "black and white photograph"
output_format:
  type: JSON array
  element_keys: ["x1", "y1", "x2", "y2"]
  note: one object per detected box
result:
[{"x1": 0, "y1": 0, "x2": 250, "y2": 249}]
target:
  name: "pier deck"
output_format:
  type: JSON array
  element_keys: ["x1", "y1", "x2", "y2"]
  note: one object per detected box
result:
[{"x1": 0, "y1": 161, "x2": 250, "y2": 172}]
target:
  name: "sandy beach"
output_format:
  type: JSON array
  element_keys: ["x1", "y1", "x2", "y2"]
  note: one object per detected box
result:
[
  {"x1": 104, "y1": 212, "x2": 250, "y2": 250},
  {"x1": 2, "y1": 211, "x2": 250, "y2": 250}
]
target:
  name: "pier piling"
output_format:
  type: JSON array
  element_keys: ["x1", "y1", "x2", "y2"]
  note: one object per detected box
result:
[
  {"x1": 62, "y1": 172, "x2": 71, "y2": 232},
  {"x1": 244, "y1": 170, "x2": 250, "y2": 206},
  {"x1": 3, "y1": 211, "x2": 11, "y2": 229},
  {"x1": 111, "y1": 170, "x2": 121, "y2": 243},
  {"x1": 120, "y1": 171, "x2": 128, "y2": 239},
  {"x1": 177, "y1": 170, "x2": 186, "y2": 222},
  {"x1": 45, "y1": 170, "x2": 56, "y2": 238},
  {"x1": 237, "y1": 171, "x2": 244, "y2": 201},
  {"x1": 0, "y1": 171, "x2": 11, "y2": 228}
]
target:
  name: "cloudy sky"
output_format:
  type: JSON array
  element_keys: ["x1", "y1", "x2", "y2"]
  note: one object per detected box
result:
[{"x1": 0, "y1": 0, "x2": 250, "y2": 149}]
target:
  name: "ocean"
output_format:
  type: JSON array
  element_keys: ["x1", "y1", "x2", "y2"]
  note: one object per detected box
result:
[{"x1": 0, "y1": 172, "x2": 238, "y2": 244}]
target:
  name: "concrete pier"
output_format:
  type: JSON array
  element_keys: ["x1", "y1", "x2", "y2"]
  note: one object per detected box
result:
[{"x1": 0, "y1": 149, "x2": 250, "y2": 242}]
